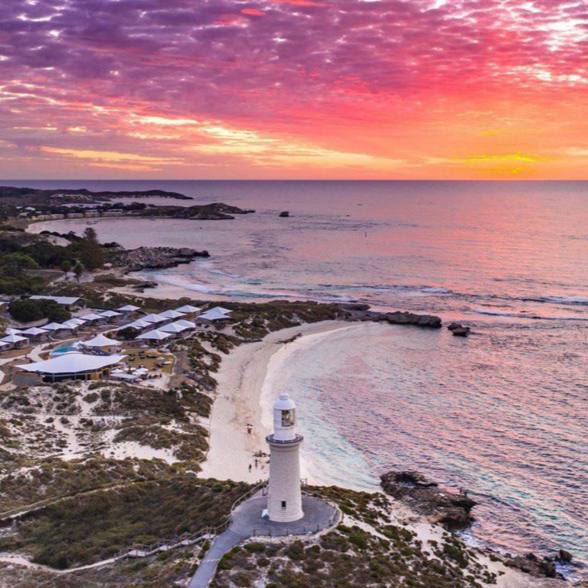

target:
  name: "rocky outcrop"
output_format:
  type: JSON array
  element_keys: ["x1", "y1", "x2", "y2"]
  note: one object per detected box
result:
[
  {"x1": 503, "y1": 552, "x2": 561, "y2": 579},
  {"x1": 448, "y1": 322, "x2": 471, "y2": 337},
  {"x1": 140, "y1": 202, "x2": 255, "y2": 220},
  {"x1": 278, "y1": 211, "x2": 290, "y2": 218},
  {"x1": 380, "y1": 471, "x2": 476, "y2": 530},
  {"x1": 384, "y1": 311, "x2": 442, "y2": 328},
  {"x1": 112, "y1": 247, "x2": 210, "y2": 272}
]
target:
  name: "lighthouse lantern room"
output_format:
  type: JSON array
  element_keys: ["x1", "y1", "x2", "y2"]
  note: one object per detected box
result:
[{"x1": 266, "y1": 393, "x2": 304, "y2": 522}]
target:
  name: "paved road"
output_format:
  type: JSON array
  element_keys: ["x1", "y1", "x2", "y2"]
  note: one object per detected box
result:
[{"x1": 189, "y1": 494, "x2": 339, "y2": 588}]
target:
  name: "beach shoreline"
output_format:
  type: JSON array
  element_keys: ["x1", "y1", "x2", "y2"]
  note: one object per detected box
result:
[{"x1": 198, "y1": 320, "x2": 352, "y2": 484}]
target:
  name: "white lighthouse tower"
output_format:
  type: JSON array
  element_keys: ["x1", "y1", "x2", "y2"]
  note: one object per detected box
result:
[{"x1": 266, "y1": 393, "x2": 304, "y2": 522}]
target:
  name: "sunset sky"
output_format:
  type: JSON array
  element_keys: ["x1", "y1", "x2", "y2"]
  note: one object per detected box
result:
[{"x1": 0, "y1": 0, "x2": 586, "y2": 179}]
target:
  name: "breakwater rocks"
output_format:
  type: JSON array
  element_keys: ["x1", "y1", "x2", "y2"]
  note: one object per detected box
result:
[
  {"x1": 112, "y1": 247, "x2": 210, "y2": 272},
  {"x1": 380, "y1": 471, "x2": 476, "y2": 530}
]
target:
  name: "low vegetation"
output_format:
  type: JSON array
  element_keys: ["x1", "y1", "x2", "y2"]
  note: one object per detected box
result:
[{"x1": 0, "y1": 477, "x2": 249, "y2": 569}]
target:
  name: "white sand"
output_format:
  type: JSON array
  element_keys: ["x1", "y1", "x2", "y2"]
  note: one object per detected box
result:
[{"x1": 199, "y1": 320, "x2": 351, "y2": 483}]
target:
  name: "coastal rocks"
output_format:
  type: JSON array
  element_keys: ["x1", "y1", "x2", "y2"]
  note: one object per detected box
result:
[
  {"x1": 448, "y1": 322, "x2": 471, "y2": 337},
  {"x1": 141, "y1": 202, "x2": 255, "y2": 220},
  {"x1": 278, "y1": 211, "x2": 290, "y2": 217},
  {"x1": 556, "y1": 549, "x2": 573, "y2": 564},
  {"x1": 503, "y1": 552, "x2": 560, "y2": 579},
  {"x1": 380, "y1": 471, "x2": 476, "y2": 530},
  {"x1": 384, "y1": 311, "x2": 442, "y2": 329},
  {"x1": 113, "y1": 247, "x2": 210, "y2": 272}
]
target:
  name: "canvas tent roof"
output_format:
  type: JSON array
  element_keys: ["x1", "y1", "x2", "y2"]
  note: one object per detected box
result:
[
  {"x1": 137, "y1": 329, "x2": 171, "y2": 341},
  {"x1": 117, "y1": 304, "x2": 140, "y2": 312},
  {"x1": 2, "y1": 333, "x2": 28, "y2": 343},
  {"x1": 142, "y1": 314, "x2": 166, "y2": 324},
  {"x1": 79, "y1": 312, "x2": 103, "y2": 321},
  {"x1": 42, "y1": 322, "x2": 69, "y2": 331},
  {"x1": 174, "y1": 319, "x2": 196, "y2": 329},
  {"x1": 30, "y1": 295, "x2": 80, "y2": 305},
  {"x1": 83, "y1": 334, "x2": 121, "y2": 348},
  {"x1": 21, "y1": 327, "x2": 48, "y2": 336},
  {"x1": 100, "y1": 310, "x2": 121, "y2": 318},
  {"x1": 160, "y1": 321, "x2": 189, "y2": 334},
  {"x1": 159, "y1": 309, "x2": 184, "y2": 319},
  {"x1": 17, "y1": 353, "x2": 125, "y2": 375},
  {"x1": 175, "y1": 304, "x2": 201, "y2": 313},
  {"x1": 198, "y1": 307, "x2": 232, "y2": 321}
]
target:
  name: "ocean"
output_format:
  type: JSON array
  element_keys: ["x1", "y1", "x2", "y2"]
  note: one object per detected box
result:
[{"x1": 22, "y1": 179, "x2": 588, "y2": 577}]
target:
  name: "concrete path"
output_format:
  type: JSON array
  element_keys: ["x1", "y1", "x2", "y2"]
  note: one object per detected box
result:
[{"x1": 189, "y1": 494, "x2": 339, "y2": 588}]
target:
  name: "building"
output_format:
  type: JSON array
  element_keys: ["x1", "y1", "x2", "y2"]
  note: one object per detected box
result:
[
  {"x1": 266, "y1": 393, "x2": 304, "y2": 523},
  {"x1": 197, "y1": 306, "x2": 232, "y2": 324},
  {"x1": 82, "y1": 334, "x2": 122, "y2": 354},
  {"x1": 29, "y1": 295, "x2": 82, "y2": 310},
  {"x1": 16, "y1": 352, "x2": 125, "y2": 383}
]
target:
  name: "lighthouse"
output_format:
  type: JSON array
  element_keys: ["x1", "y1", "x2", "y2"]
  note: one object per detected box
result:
[{"x1": 266, "y1": 393, "x2": 304, "y2": 522}]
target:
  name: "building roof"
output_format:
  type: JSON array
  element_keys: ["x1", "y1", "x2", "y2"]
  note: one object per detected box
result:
[
  {"x1": 0, "y1": 341, "x2": 10, "y2": 349},
  {"x1": 160, "y1": 321, "x2": 189, "y2": 334},
  {"x1": 17, "y1": 352, "x2": 125, "y2": 375},
  {"x1": 117, "y1": 304, "x2": 141, "y2": 312},
  {"x1": 63, "y1": 318, "x2": 86, "y2": 328},
  {"x1": 142, "y1": 313, "x2": 166, "y2": 324},
  {"x1": 159, "y1": 309, "x2": 184, "y2": 319},
  {"x1": 174, "y1": 319, "x2": 196, "y2": 329},
  {"x1": 126, "y1": 319, "x2": 152, "y2": 330},
  {"x1": 79, "y1": 312, "x2": 104, "y2": 321},
  {"x1": 43, "y1": 322, "x2": 70, "y2": 331},
  {"x1": 21, "y1": 327, "x2": 48, "y2": 336},
  {"x1": 175, "y1": 304, "x2": 201, "y2": 313},
  {"x1": 100, "y1": 310, "x2": 121, "y2": 318},
  {"x1": 137, "y1": 329, "x2": 172, "y2": 341},
  {"x1": 2, "y1": 333, "x2": 28, "y2": 343},
  {"x1": 199, "y1": 307, "x2": 232, "y2": 321},
  {"x1": 83, "y1": 334, "x2": 121, "y2": 348},
  {"x1": 30, "y1": 295, "x2": 80, "y2": 305}
]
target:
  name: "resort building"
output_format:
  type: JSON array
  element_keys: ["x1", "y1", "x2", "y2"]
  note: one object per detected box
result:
[
  {"x1": 266, "y1": 393, "x2": 304, "y2": 523},
  {"x1": 29, "y1": 295, "x2": 82, "y2": 310},
  {"x1": 116, "y1": 304, "x2": 141, "y2": 314},
  {"x1": 16, "y1": 352, "x2": 125, "y2": 383},
  {"x1": 197, "y1": 307, "x2": 232, "y2": 324},
  {"x1": 1, "y1": 333, "x2": 29, "y2": 349},
  {"x1": 159, "y1": 309, "x2": 185, "y2": 320},
  {"x1": 175, "y1": 304, "x2": 201, "y2": 315},
  {"x1": 82, "y1": 334, "x2": 122, "y2": 354},
  {"x1": 137, "y1": 329, "x2": 172, "y2": 342}
]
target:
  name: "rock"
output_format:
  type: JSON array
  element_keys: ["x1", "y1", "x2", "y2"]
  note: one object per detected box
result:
[
  {"x1": 380, "y1": 471, "x2": 476, "y2": 530},
  {"x1": 384, "y1": 311, "x2": 442, "y2": 329},
  {"x1": 452, "y1": 326, "x2": 471, "y2": 337},
  {"x1": 112, "y1": 247, "x2": 210, "y2": 272},
  {"x1": 448, "y1": 322, "x2": 471, "y2": 336},
  {"x1": 504, "y1": 553, "x2": 561, "y2": 579},
  {"x1": 556, "y1": 549, "x2": 573, "y2": 563},
  {"x1": 279, "y1": 211, "x2": 290, "y2": 218}
]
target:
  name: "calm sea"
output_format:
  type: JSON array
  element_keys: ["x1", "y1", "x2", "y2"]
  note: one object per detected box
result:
[{"x1": 22, "y1": 180, "x2": 588, "y2": 577}]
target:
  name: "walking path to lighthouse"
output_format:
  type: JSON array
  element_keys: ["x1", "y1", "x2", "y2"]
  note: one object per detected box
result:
[{"x1": 189, "y1": 493, "x2": 340, "y2": 588}]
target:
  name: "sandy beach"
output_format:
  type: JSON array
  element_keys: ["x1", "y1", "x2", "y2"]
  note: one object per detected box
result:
[{"x1": 198, "y1": 320, "x2": 352, "y2": 483}]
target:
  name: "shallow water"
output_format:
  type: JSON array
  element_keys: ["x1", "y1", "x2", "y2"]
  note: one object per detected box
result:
[{"x1": 25, "y1": 179, "x2": 588, "y2": 575}]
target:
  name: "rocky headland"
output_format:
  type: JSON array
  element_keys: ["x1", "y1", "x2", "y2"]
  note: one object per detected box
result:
[
  {"x1": 110, "y1": 246, "x2": 210, "y2": 272},
  {"x1": 380, "y1": 470, "x2": 476, "y2": 530}
]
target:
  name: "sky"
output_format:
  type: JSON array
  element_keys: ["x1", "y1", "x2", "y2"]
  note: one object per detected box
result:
[{"x1": 0, "y1": 0, "x2": 587, "y2": 180}]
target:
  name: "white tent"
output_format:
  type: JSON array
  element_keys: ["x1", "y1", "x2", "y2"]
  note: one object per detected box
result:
[
  {"x1": 160, "y1": 321, "x2": 189, "y2": 334},
  {"x1": 175, "y1": 304, "x2": 201, "y2": 314},
  {"x1": 0, "y1": 341, "x2": 10, "y2": 350},
  {"x1": 83, "y1": 333, "x2": 121, "y2": 348},
  {"x1": 142, "y1": 313, "x2": 166, "y2": 324},
  {"x1": 117, "y1": 304, "x2": 140, "y2": 312},
  {"x1": 100, "y1": 310, "x2": 121, "y2": 319},
  {"x1": 137, "y1": 329, "x2": 172, "y2": 341},
  {"x1": 21, "y1": 327, "x2": 48, "y2": 337},
  {"x1": 174, "y1": 319, "x2": 196, "y2": 330},
  {"x1": 62, "y1": 319, "x2": 84, "y2": 330},
  {"x1": 2, "y1": 333, "x2": 28, "y2": 344},
  {"x1": 17, "y1": 352, "x2": 125, "y2": 377},
  {"x1": 126, "y1": 319, "x2": 152, "y2": 330},
  {"x1": 30, "y1": 295, "x2": 80, "y2": 306},
  {"x1": 198, "y1": 307, "x2": 232, "y2": 321},
  {"x1": 42, "y1": 322, "x2": 70, "y2": 331},
  {"x1": 79, "y1": 312, "x2": 104, "y2": 322},
  {"x1": 159, "y1": 309, "x2": 184, "y2": 320},
  {"x1": 6, "y1": 328, "x2": 22, "y2": 335}
]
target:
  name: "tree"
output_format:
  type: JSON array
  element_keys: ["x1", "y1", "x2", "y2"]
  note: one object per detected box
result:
[
  {"x1": 0, "y1": 253, "x2": 39, "y2": 277},
  {"x1": 8, "y1": 299, "x2": 70, "y2": 323},
  {"x1": 73, "y1": 261, "x2": 85, "y2": 283},
  {"x1": 78, "y1": 228, "x2": 104, "y2": 270},
  {"x1": 60, "y1": 260, "x2": 72, "y2": 276}
]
